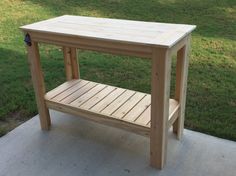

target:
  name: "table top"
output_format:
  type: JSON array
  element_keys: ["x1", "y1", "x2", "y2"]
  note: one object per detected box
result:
[{"x1": 20, "y1": 15, "x2": 196, "y2": 48}]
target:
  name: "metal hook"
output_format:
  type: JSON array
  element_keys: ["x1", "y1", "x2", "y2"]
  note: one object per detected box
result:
[{"x1": 24, "y1": 33, "x2": 32, "y2": 46}]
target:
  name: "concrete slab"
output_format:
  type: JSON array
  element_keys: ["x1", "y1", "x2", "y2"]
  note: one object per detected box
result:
[{"x1": 0, "y1": 110, "x2": 235, "y2": 176}]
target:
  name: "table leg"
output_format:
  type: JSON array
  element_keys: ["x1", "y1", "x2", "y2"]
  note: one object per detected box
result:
[
  {"x1": 150, "y1": 48, "x2": 172, "y2": 169},
  {"x1": 63, "y1": 47, "x2": 79, "y2": 80},
  {"x1": 173, "y1": 37, "x2": 190, "y2": 139},
  {"x1": 27, "y1": 41, "x2": 51, "y2": 130}
]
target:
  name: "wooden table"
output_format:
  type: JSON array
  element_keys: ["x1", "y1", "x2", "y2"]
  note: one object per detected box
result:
[{"x1": 21, "y1": 15, "x2": 196, "y2": 169}]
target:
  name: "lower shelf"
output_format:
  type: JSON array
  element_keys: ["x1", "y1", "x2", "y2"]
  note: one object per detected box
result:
[{"x1": 45, "y1": 79, "x2": 179, "y2": 136}]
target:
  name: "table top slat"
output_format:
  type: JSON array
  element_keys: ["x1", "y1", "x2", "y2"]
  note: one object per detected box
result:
[{"x1": 21, "y1": 15, "x2": 196, "y2": 48}]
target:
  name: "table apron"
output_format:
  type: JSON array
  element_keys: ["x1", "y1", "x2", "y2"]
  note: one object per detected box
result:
[{"x1": 29, "y1": 31, "x2": 154, "y2": 58}]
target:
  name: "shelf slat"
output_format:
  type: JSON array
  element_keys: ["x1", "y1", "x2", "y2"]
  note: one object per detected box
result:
[
  {"x1": 101, "y1": 90, "x2": 135, "y2": 116},
  {"x1": 70, "y1": 84, "x2": 106, "y2": 107},
  {"x1": 135, "y1": 105, "x2": 151, "y2": 125},
  {"x1": 45, "y1": 79, "x2": 179, "y2": 136},
  {"x1": 112, "y1": 92, "x2": 146, "y2": 119},
  {"x1": 45, "y1": 79, "x2": 80, "y2": 99},
  {"x1": 61, "y1": 82, "x2": 98, "y2": 104},
  {"x1": 90, "y1": 88, "x2": 126, "y2": 112},
  {"x1": 123, "y1": 95, "x2": 151, "y2": 122},
  {"x1": 79, "y1": 86, "x2": 116, "y2": 110},
  {"x1": 52, "y1": 80, "x2": 89, "y2": 102}
]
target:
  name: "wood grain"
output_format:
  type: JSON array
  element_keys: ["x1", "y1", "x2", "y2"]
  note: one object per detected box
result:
[
  {"x1": 21, "y1": 15, "x2": 196, "y2": 48},
  {"x1": 150, "y1": 48, "x2": 172, "y2": 169},
  {"x1": 27, "y1": 41, "x2": 51, "y2": 130},
  {"x1": 173, "y1": 36, "x2": 190, "y2": 139}
]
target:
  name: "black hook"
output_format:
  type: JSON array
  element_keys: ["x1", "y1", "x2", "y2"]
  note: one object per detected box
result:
[{"x1": 24, "y1": 33, "x2": 32, "y2": 46}]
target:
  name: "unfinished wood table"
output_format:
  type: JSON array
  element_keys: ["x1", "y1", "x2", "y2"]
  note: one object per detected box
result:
[{"x1": 21, "y1": 15, "x2": 196, "y2": 169}]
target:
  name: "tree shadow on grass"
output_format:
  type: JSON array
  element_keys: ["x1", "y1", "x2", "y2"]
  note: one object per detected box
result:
[{"x1": 27, "y1": 0, "x2": 236, "y2": 40}]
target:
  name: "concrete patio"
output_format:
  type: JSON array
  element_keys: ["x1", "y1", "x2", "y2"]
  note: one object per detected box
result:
[{"x1": 0, "y1": 110, "x2": 235, "y2": 176}]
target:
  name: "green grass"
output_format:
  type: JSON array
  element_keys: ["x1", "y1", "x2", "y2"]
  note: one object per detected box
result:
[{"x1": 0, "y1": 0, "x2": 235, "y2": 140}]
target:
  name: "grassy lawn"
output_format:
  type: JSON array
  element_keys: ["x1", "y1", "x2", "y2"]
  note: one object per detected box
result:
[{"x1": 0, "y1": 0, "x2": 235, "y2": 140}]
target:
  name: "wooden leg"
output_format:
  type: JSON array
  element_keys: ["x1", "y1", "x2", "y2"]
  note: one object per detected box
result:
[
  {"x1": 70, "y1": 47, "x2": 79, "y2": 79},
  {"x1": 27, "y1": 41, "x2": 51, "y2": 130},
  {"x1": 63, "y1": 47, "x2": 79, "y2": 80},
  {"x1": 150, "y1": 48, "x2": 172, "y2": 169},
  {"x1": 173, "y1": 37, "x2": 190, "y2": 139}
]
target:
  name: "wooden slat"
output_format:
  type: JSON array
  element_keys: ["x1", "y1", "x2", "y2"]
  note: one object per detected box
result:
[
  {"x1": 70, "y1": 84, "x2": 107, "y2": 106},
  {"x1": 52, "y1": 80, "x2": 89, "y2": 102},
  {"x1": 112, "y1": 92, "x2": 146, "y2": 119},
  {"x1": 135, "y1": 105, "x2": 151, "y2": 126},
  {"x1": 101, "y1": 90, "x2": 135, "y2": 116},
  {"x1": 60, "y1": 82, "x2": 97, "y2": 104},
  {"x1": 91, "y1": 88, "x2": 126, "y2": 112},
  {"x1": 80, "y1": 86, "x2": 116, "y2": 109},
  {"x1": 123, "y1": 95, "x2": 151, "y2": 122},
  {"x1": 45, "y1": 79, "x2": 80, "y2": 99}
]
